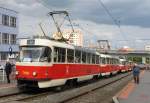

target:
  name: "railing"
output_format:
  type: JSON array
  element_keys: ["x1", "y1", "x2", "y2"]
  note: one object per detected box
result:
[
  {"x1": 0, "y1": 68, "x2": 5, "y2": 82},
  {"x1": 0, "y1": 66, "x2": 16, "y2": 83}
]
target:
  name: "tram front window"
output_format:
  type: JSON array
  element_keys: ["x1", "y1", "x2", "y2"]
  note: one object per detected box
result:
[{"x1": 19, "y1": 47, "x2": 51, "y2": 62}]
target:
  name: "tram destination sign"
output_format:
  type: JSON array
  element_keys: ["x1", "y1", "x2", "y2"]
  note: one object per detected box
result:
[{"x1": 27, "y1": 39, "x2": 35, "y2": 45}]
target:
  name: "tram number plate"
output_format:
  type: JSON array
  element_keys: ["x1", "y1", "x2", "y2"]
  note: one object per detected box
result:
[{"x1": 27, "y1": 40, "x2": 35, "y2": 45}]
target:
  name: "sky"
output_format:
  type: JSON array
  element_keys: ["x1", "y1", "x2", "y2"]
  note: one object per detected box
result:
[{"x1": 0, "y1": 0, "x2": 150, "y2": 50}]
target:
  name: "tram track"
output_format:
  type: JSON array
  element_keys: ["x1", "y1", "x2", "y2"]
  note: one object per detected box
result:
[
  {"x1": 57, "y1": 72, "x2": 132, "y2": 103},
  {"x1": 0, "y1": 85, "x2": 26, "y2": 98},
  {"x1": 0, "y1": 88, "x2": 54, "y2": 103},
  {"x1": 8, "y1": 72, "x2": 132, "y2": 103}
]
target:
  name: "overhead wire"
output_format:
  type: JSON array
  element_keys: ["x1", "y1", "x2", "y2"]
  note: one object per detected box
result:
[
  {"x1": 97, "y1": 0, "x2": 128, "y2": 42},
  {"x1": 38, "y1": 0, "x2": 133, "y2": 48}
]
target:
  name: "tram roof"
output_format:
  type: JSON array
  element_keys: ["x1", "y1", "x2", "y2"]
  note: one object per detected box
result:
[
  {"x1": 20, "y1": 38, "x2": 98, "y2": 54},
  {"x1": 74, "y1": 46, "x2": 97, "y2": 54}
]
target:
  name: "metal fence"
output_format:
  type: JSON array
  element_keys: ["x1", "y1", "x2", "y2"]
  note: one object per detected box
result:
[
  {"x1": 0, "y1": 67, "x2": 16, "y2": 83},
  {"x1": 0, "y1": 68, "x2": 5, "y2": 82}
]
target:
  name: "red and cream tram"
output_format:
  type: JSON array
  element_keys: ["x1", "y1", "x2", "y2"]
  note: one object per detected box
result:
[{"x1": 16, "y1": 38, "x2": 130, "y2": 88}]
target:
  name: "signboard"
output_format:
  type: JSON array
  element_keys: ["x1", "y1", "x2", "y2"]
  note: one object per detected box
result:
[{"x1": 9, "y1": 46, "x2": 12, "y2": 56}]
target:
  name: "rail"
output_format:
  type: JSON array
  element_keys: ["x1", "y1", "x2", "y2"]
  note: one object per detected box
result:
[{"x1": 0, "y1": 72, "x2": 131, "y2": 103}]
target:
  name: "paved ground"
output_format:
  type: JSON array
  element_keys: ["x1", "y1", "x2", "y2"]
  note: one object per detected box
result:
[
  {"x1": 25, "y1": 73, "x2": 132, "y2": 103},
  {"x1": 117, "y1": 70, "x2": 150, "y2": 103},
  {"x1": 0, "y1": 70, "x2": 16, "y2": 84}
]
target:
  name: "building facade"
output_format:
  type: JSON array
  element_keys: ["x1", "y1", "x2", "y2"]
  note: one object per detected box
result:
[
  {"x1": 0, "y1": 7, "x2": 19, "y2": 64},
  {"x1": 53, "y1": 29, "x2": 83, "y2": 47},
  {"x1": 145, "y1": 45, "x2": 150, "y2": 51}
]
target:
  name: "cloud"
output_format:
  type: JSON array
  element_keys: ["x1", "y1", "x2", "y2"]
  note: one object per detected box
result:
[
  {"x1": 1, "y1": 0, "x2": 150, "y2": 49},
  {"x1": 0, "y1": 0, "x2": 49, "y2": 17},
  {"x1": 37, "y1": 0, "x2": 75, "y2": 9},
  {"x1": 1, "y1": 0, "x2": 150, "y2": 27}
]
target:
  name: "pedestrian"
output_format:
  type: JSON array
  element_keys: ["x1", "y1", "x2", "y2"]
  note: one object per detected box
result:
[
  {"x1": 5, "y1": 60, "x2": 12, "y2": 83},
  {"x1": 132, "y1": 64, "x2": 140, "y2": 84}
]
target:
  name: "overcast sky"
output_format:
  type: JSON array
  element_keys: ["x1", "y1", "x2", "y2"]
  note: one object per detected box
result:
[{"x1": 1, "y1": 0, "x2": 150, "y2": 50}]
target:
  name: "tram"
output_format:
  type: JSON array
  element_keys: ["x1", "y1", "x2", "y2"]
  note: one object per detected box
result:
[{"x1": 15, "y1": 38, "x2": 131, "y2": 88}]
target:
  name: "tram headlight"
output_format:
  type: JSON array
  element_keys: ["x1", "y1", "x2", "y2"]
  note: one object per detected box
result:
[
  {"x1": 15, "y1": 71, "x2": 19, "y2": 75},
  {"x1": 32, "y1": 72, "x2": 37, "y2": 76}
]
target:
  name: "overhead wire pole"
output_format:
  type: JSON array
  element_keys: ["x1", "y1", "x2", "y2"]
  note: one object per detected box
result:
[{"x1": 97, "y1": 0, "x2": 128, "y2": 42}]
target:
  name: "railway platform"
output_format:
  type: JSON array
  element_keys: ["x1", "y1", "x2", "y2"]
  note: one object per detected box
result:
[
  {"x1": 113, "y1": 70, "x2": 150, "y2": 103},
  {"x1": 0, "y1": 83, "x2": 18, "y2": 97},
  {"x1": 0, "y1": 83, "x2": 16, "y2": 89}
]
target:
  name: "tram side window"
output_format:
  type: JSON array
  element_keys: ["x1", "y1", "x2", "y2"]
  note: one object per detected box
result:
[
  {"x1": 82, "y1": 52, "x2": 86, "y2": 63},
  {"x1": 106, "y1": 58, "x2": 110, "y2": 64},
  {"x1": 110, "y1": 58, "x2": 112, "y2": 64},
  {"x1": 101, "y1": 58, "x2": 106, "y2": 64},
  {"x1": 92, "y1": 54, "x2": 96, "y2": 64},
  {"x1": 111, "y1": 58, "x2": 114, "y2": 64},
  {"x1": 117, "y1": 59, "x2": 119, "y2": 64},
  {"x1": 86, "y1": 53, "x2": 91, "y2": 64},
  {"x1": 67, "y1": 49, "x2": 74, "y2": 63},
  {"x1": 96, "y1": 55, "x2": 99, "y2": 64},
  {"x1": 122, "y1": 61, "x2": 126, "y2": 65},
  {"x1": 54, "y1": 47, "x2": 66, "y2": 63},
  {"x1": 75, "y1": 50, "x2": 81, "y2": 63},
  {"x1": 40, "y1": 47, "x2": 51, "y2": 62},
  {"x1": 99, "y1": 57, "x2": 101, "y2": 64},
  {"x1": 115, "y1": 59, "x2": 117, "y2": 64},
  {"x1": 54, "y1": 47, "x2": 58, "y2": 62}
]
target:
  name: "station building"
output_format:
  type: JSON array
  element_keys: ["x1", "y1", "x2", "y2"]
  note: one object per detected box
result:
[{"x1": 0, "y1": 7, "x2": 19, "y2": 65}]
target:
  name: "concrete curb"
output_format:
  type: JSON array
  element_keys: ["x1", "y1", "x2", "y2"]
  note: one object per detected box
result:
[{"x1": 112, "y1": 96, "x2": 120, "y2": 103}]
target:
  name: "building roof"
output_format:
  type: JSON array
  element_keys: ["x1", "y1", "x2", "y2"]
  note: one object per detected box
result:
[{"x1": 0, "y1": 6, "x2": 18, "y2": 13}]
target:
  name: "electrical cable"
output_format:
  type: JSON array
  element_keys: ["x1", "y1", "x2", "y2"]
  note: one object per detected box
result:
[{"x1": 97, "y1": 0, "x2": 128, "y2": 42}]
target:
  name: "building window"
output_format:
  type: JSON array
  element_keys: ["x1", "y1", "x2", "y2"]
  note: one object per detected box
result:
[
  {"x1": 1, "y1": 53, "x2": 7, "y2": 60},
  {"x1": 10, "y1": 34, "x2": 16, "y2": 44},
  {"x1": 2, "y1": 15, "x2": 9, "y2": 26},
  {"x1": 2, "y1": 33, "x2": 9, "y2": 44},
  {"x1": 10, "y1": 16, "x2": 16, "y2": 27}
]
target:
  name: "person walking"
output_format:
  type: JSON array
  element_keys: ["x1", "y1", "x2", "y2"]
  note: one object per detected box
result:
[
  {"x1": 5, "y1": 60, "x2": 12, "y2": 83},
  {"x1": 133, "y1": 64, "x2": 140, "y2": 84}
]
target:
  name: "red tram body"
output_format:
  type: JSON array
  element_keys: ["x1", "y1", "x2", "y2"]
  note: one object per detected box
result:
[{"x1": 16, "y1": 38, "x2": 132, "y2": 88}]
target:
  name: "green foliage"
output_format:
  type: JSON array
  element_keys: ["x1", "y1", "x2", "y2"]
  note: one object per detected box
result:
[{"x1": 127, "y1": 56, "x2": 142, "y2": 63}]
